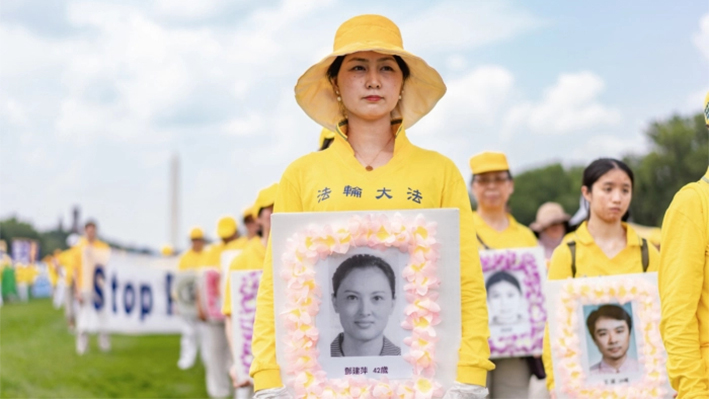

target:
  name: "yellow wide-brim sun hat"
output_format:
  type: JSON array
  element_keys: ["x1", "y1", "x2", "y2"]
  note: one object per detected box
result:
[
  {"x1": 295, "y1": 14, "x2": 447, "y2": 133},
  {"x1": 469, "y1": 151, "x2": 510, "y2": 175},
  {"x1": 217, "y1": 216, "x2": 237, "y2": 239},
  {"x1": 251, "y1": 183, "x2": 279, "y2": 217}
]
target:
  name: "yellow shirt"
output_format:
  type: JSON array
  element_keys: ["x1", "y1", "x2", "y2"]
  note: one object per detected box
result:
[
  {"x1": 542, "y1": 221, "x2": 659, "y2": 391},
  {"x1": 659, "y1": 168, "x2": 709, "y2": 398},
  {"x1": 204, "y1": 238, "x2": 246, "y2": 268},
  {"x1": 251, "y1": 129, "x2": 494, "y2": 390},
  {"x1": 74, "y1": 237, "x2": 110, "y2": 291},
  {"x1": 472, "y1": 211, "x2": 537, "y2": 249},
  {"x1": 57, "y1": 248, "x2": 77, "y2": 284},
  {"x1": 15, "y1": 264, "x2": 38, "y2": 284},
  {"x1": 177, "y1": 248, "x2": 206, "y2": 271},
  {"x1": 222, "y1": 237, "x2": 266, "y2": 316}
]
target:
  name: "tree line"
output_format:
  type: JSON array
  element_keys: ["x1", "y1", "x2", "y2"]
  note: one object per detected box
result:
[{"x1": 508, "y1": 112, "x2": 707, "y2": 227}]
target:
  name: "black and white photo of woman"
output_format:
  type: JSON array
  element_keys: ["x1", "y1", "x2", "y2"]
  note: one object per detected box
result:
[{"x1": 329, "y1": 254, "x2": 401, "y2": 357}]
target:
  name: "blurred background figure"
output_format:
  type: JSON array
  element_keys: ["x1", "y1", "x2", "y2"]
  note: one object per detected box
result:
[
  {"x1": 176, "y1": 227, "x2": 206, "y2": 370},
  {"x1": 161, "y1": 245, "x2": 175, "y2": 257},
  {"x1": 223, "y1": 183, "x2": 278, "y2": 398},
  {"x1": 530, "y1": 202, "x2": 571, "y2": 261},
  {"x1": 200, "y1": 216, "x2": 242, "y2": 398},
  {"x1": 468, "y1": 151, "x2": 540, "y2": 399},
  {"x1": 242, "y1": 208, "x2": 259, "y2": 241},
  {"x1": 74, "y1": 220, "x2": 111, "y2": 355}
]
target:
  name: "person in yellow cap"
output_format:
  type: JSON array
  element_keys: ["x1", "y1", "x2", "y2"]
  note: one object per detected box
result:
[
  {"x1": 242, "y1": 207, "x2": 260, "y2": 241},
  {"x1": 161, "y1": 245, "x2": 175, "y2": 257},
  {"x1": 58, "y1": 235, "x2": 80, "y2": 332},
  {"x1": 199, "y1": 215, "x2": 248, "y2": 398},
  {"x1": 658, "y1": 92, "x2": 709, "y2": 398},
  {"x1": 542, "y1": 158, "x2": 659, "y2": 394},
  {"x1": 468, "y1": 151, "x2": 538, "y2": 398},
  {"x1": 176, "y1": 227, "x2": 207, "y2": 370},
  {"x1": 223, "y1": 183, "x2": 277, "y2": 397},
  {"x1": 318, "y1": 128, "x2": 336, "y2": 151},
  {"x1": 73, "y1": 220, "x2": 111, "y2": 355},
  {"x1": 250, "y1": 14, "x2": 492, "y2": 399}
]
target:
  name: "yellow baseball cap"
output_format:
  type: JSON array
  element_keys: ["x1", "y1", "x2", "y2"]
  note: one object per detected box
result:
[
  {"x1": 703, "y1": 90, "x2": 709, "y2": 126},
  {"x1": 242, "y1": 205, "x2": 255, "y2": 222},
  {"x1": 252, "y1": 183, "x2": 278, "y2": 217},
  {"x1": 295, "y1": 14, "x2": 446, "y2": 133},
  {"x1": 189, "y1": 227, "x2": 204, "y2": 240},
  {"x1": 469, "y1": 151, "x2": 510, "y2": 175},
  {"x1": 216, "y1": 216, "x2": 237, "y2": 239},
  {"x1": 161, "y1": 245, "x2": 174, "y2": 256}
]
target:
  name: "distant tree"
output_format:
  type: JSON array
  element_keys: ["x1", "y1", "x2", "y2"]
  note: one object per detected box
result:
[
  {"x1": 625, "y1": 113, "x2": 708, "y2": 227},
  {"x1": 507, "y1": 163, "x2": 584, "y2": 226}
]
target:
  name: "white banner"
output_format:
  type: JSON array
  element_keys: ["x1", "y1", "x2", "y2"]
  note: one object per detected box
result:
[
  {"x1": 230, "y1": 270, "x2": 262, "y2": 380},
  {"x1": 80, "y1": 252, "x2": 183, "y2": 334}
]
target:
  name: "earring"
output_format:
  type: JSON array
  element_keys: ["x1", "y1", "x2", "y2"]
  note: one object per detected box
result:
[
  {"x1": 336, "y1": 90, "x2": 341, "y2": 102},
  {"x1": 398, "y1": 94, "x2": 402, "y2": 100},
  {"x1": 337, "y1": 96, "x2": 342, "y2": 102}
]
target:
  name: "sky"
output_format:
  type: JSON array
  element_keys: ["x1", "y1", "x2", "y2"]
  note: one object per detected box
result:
[{"x1": 1, "y1": 0, "x2": 708, "y2": 251}]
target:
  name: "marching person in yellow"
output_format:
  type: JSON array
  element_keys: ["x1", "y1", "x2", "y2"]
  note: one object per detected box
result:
[
  {"x1": 199, "y1": 216, "x2": 243, "y2": 398},
  {"x1": 250, "y1": 14, "x2": 493, "y2": 399},
  {"x1": 542, "y1": 158, "x2": 659, "y2": 393},
  {"x1": 176, "y1": 227, "x2": 207, "y2": 370},
  {"x1": 73, "y1": 220, "x2": 111, "y2": 355},
  {"x1": 242, "y1": 207, "x2": 260, "y2": 241},
  {"x1": 58, "y1": 235, "x2": 80, "y2": 332},
  {"x1": 469, "y1": 152, "x2": 539, "y2": 399},
  {"x1": 223, "y1": 183, "x2": 277, "y2": 397},
  {"x1": 658, "y1": 93, "x2": 709, "y2": 398}
]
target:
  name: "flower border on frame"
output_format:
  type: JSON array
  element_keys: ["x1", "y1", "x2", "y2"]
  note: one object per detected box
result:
[
  {"x1": 279, "y1": 213, "x2": 444, "y2": 399},
  {"x1": 236, "y1": 270, "x2": 261, "y2": 375},
  {"x1": 480, "y1": 249, "x2": 546, "y2": 357},
  {"x1": 553, "y1": 277, "x2": 667, "y2": 399}
]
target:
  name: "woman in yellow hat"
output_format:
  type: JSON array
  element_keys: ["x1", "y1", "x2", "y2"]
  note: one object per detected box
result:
[
  {"x1": 542, "y1": 158, "x2": 659, "y2": 394},
  {"x1": 468, "y1": 151, "x2": 539, "y2": 399},
  {"x1": 657, "y1": 93, "x2": 709, "y2": 398},
  {"x1": 251, "y1": 14, "x2": 492, "y2": 399},
  {"x1": 176, "y1": 227, "x2": 206, "y2": 371}
]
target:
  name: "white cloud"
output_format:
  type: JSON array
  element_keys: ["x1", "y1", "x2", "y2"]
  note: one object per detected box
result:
[
  {"x1": 694, "y1": 13, "x2": 709, "y2": 62},
  {"x1": 416, "y1": 65, "x2": 515, "y2": 134},
  {"x1": 402, "y1": 1, "x2": 544, "y2": 53},
  {"x1": 503, "y1": 71, "x2": 621, "y2": 136}
]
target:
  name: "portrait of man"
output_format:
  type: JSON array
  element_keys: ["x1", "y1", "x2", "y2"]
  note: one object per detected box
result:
[
  {"x1": 586, "y1": 304, "x2": 639, "y2": 375},
  {"x1": 329, "y1": 253, "x2": 401, "y2": 357}
]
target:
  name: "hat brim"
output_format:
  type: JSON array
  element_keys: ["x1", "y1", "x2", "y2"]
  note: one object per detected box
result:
[
  {"x1": 530, "y1": 216, "x2": 571, "y2": 233},
  {"x1": 295, "y1": 43, "x2": 446, "y2": 133}
]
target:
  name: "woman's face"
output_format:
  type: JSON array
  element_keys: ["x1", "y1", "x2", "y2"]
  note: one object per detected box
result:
[
  {"x1": 541, "y1": 223, "x2": 566, "y2": 241},
  {"x1": 471, "y1": 171, "x2": 514, "y2": 211},
  {"x1": 332, "y1": 266, "x2": 395, "y2": 344},
  {"x1": 258, "y1": 206, "x2": 273, "y2": 236},
  {"x1": 487, "y1": 279, "x2": 522, "y2": 324},
  {"x1": 334, "y1": 51, "x2": 404, "y2": 123},
  {"x1": 582, "y1": 169, "x2": 632, "y2": 224}
]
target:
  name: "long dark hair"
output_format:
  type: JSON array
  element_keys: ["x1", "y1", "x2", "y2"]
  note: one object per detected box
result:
[{"x1": 582, "y1": 158, "x2": 634, "y2": 222}]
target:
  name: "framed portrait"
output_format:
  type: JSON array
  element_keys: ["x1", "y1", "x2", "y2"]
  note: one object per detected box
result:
[
  {"x1": 272, "y1": 210, "x2": 462, "y2": 398},
  {"x1": 229, "y1": 270, "x2": 262, "y2": 380},
  {"x1": 545, "y1": 273, "x2": 672, "y2": 399},
  {"x1": 199, "y1": 268, "x2": 225, "y2": 322},
  {"x1": 174, "y1": 270, "x2": 199, "y2": 318},
  {"x1": 479, "y1": 247, "x2": 546, "y2": 358}
]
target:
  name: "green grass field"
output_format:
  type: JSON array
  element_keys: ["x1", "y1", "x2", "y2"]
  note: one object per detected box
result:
[{"x1": 1, "y1": 299, "x2": 210, "y2": 398}]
